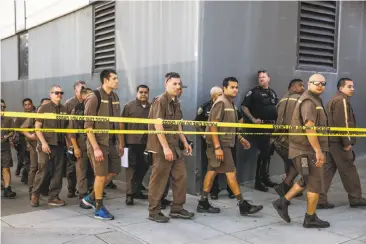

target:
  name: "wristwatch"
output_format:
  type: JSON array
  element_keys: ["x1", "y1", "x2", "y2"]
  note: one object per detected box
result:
[{"x1": 214, "y1": 146, "x2": 221, "y2": 150}]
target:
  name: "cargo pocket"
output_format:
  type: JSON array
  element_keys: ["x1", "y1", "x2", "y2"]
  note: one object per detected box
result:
[{"x1": 206, "y1": 147, "x2": 221, "y2": 168}]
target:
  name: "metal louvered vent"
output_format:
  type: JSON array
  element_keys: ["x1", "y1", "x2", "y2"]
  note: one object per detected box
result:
[
  {"x1": 93, "y1": 1, "x2": 116, "y2": 72},
  {"x1": 297, "y1": 1, "x2": 339, "y2": 72}
]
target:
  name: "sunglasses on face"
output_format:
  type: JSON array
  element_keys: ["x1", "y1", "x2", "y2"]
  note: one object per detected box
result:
[
  {"x1": 52, "y1": 91, "x2": 64, "y2": 95},
  {"x1": 139, "y1": 91, "x2": 148, "y2": 94},
  {"x1": 310, "y1": 81, "x2": 327, "y2": 87}
]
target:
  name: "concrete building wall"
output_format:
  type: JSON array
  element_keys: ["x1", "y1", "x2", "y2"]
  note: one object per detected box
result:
[
  {"x1": 1, "y1": 6, "x2": 93, "y2": 112},
  {"x1": 113, "y1": 1, "x2": 201, "y2": 193},
  {"x1": 1, "y1": 36, "x2": 18, "y2": 82},
  {"x1": 199, "y1": 1, "x2": 366, "y2": 183}
]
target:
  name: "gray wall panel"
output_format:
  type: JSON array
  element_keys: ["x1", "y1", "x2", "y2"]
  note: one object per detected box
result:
[
  {"x1": 28, "y1": 6, "x2": 93, "y2": 80},
  {"x1": 115, "y1": 1, "x2": 200, "y2": 193},
  {"x1": 1, "y1": 36, "x2": 18, "y2": 82}
]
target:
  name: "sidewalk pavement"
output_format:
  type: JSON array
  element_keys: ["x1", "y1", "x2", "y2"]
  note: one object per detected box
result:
[{"x1": 1, "y1": 159, "x2": 366, "y2": 244}]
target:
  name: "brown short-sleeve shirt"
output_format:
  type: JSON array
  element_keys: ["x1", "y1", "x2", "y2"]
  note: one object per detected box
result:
[
  {"x1": 36, "y1": 102, "x2": 68, "y2": 146},
  {"x1": 300, "y1": 100, "x2": 317, "y2": 124},
  {"x1": 146, "y1": 92, "x2": 182, "y2": 153},
  {"x1": 1, "y1": 116, "x2": 13, "y2": 146},
  {"x1": 121, "y1": 100, "x2": 150, "y2": 145},
  {"x1": 21, "y1": 117, "x2": 37, "y2": 148},
  {"x1": 83, "y1": 88, "x2": 121, "y2": 147}
]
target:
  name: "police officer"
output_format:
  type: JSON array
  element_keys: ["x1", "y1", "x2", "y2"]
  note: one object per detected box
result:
[
  {"x1": 273, "y1": 79, "x2": 305, "y2": 197},
  {"x1": 30, "y1": 85, "x2": 68, "y2": 207},
  {"x1": 318, "y1": 78, "x2": 366, "y2": 209},
  {"x1": 1, "y1": 99, "x2": 16, "y2": 198},
  {"x1": 195, "y1": 86, "x2": 243, "y2": 200},
  {"x1": 68, "y1": 88, "x2": 95, "y2": 209},
  {"x1": 197, "y1": 77, "x2": 263, "y2": 216},
  {"x1": 272, "y1": 74, "x2": 330, "y2": 228},
  {"x1": 241, "y1": 70, "x2": 278, "y2": 192},
  {"x1": 82, "y1": 69, "x2": 123, "y2": 220},
  {"x1": 21, "y1": 98, "x2": 51, "y2": 199},
  {"x1": 147, "y1": 72, "x2": 194, "y2": 223},
  {"x1": 65, "y1": 80, "x2": 86, "y2": 198},
  {"x1": 120, "y1": 85, "x2": 151, "y2": 205}
]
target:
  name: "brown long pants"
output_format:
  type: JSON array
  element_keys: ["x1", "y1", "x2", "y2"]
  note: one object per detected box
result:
[
  {"x1": 148, "y1": 151, "x2": 186, "y2": 215},
  {"x1": 76, "y1": 139, "x2": 94, "y2": 198},
  {"x1": 28, "y1": 145, "x2": 38, "y2": 189},
  {"x1": 319, "y1": 142, "x2": 362, "y2": 204},
  {"x1": 32, "y1": 145, "x2": 64, "y2": 199}
]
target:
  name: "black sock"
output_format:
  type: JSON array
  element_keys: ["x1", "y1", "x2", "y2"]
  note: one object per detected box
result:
[
  {"x1": 96, "y1": 199, "x2": 103, "y2": 210},
  {"x1": 201, "y1": 191, "x2": 209, "y2": 201},
  {"x1": 235, "y1": 194, "x2": 244, "y2": 203}
]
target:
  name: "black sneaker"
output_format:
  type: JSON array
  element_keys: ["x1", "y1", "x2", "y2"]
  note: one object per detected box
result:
[
  {"x1": 126, "y1": 195, "x2": 134, "y2": 206},
  {"x1": 197, "y1": 198, "x2": 221, "y2": 213},
  {"x1": 317, "y1": 202, "x2": 335, "y2": 209},
  {"x1": 169, "y1": 209, "x2": 195, "y2": 219},
  {"x1": 274, "y1": 182, "x2": 290, "y2": 197},
  {"x1": 262, "y1": 176, "x2": 278, "y2": 188},
  {"x1": 2, "y1": 186, "x2": 16, "y2": 198},
  {"x1": 149, "y1": 212, "x2": 170, "y2": 223},
  {"x1": 303, "y1": 213, "x2": 330, "y2": 228},
  {"x1": 161, "y1": 198, "x2": 172, "y2": 209},
  {"x1": 239, "y1": 200, "x2": 263, "y2": 215},
  {"x1": 349, "y1": 197, "x2": 366, "y2": 208},
  {"x1": 272, "y1": 198, "x2": 291, "y2": 223}
]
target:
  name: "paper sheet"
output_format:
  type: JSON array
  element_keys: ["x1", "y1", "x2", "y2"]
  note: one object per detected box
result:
[{"x1": 121, "y1": 148, "x2": 129, "y2": 168}]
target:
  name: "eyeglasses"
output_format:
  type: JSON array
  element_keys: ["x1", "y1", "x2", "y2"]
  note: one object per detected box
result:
[
  {"x1": 310, "y1": 81, "x2": 327, "y2": 87},
  {"x1": 52, "y1": 91, "x2": 64, "y2": 95}
]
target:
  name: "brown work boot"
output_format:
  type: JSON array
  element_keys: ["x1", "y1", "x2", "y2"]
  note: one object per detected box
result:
[
  {"x1": 48, "y1": 197, "x2": 66, "y2": 206},
  {"x1": 303, "y1": 213, "x2": 330, "y2": 228},
  {"x1": 149, "y1": 212, "x2": 170, "y2": 223},
  {"x1": 349, "y1": 197, "x2": 366, "y2": 208},
  {"x1": 317, "y1": 202, "x2": 335, "y2": 209},
  {"x1": 30, "y1": 194, "x2": 40, "y2": 207},
  {"x1": 169, "y1": 209, "x2": 195, "y2": 219}
]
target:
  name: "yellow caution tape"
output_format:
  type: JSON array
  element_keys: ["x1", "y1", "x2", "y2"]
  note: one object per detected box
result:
[
  {"x1": 2, "y1": 128, "x2": 366, "y2": 137},
  {"x1": 1, "y1": 111, "x2": 366, "y2": 133}
]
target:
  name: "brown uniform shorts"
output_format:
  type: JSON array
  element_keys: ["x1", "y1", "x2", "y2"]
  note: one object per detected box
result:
[
  {"x1": 293, "y1": 154, "x2": 324, "y2": 193},
  {"x1": 87, "y1": 142, "x2": 121, "y2": 177},
  {"x1": 206, "y1": 146, "x2": 235, "y2": 173},
  {"x1": 1, "y1": 149, "x2": 13, "y2": 168}
]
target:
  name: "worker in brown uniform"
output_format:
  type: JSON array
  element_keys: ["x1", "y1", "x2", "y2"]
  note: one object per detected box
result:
[
  {"x1": 146, "y1": 72, "x2": 194, "y2": 223},
  {"x1": 21, "y1": 98, "x2": 51, "y2": 198},
  {"x1": 68, "y1": 88, "x2": 95, "y2": 209},
  {"x1": 272, "y1": 74, "x2": 330, "y2": 228},
  {"x1": 318, "y1": 78, "x2": 366, "y2": 209},
  {"x1": 197, "y1": 77, "x2": 263, "y2": 216},
  {"x1": 30, "y1": 85, "x2": 68, "y2": 207},
  {"x1": 82, "y1": 69, "x2": 123, "y2": 220},
  {"x1": 120, "y1": 85, "x2": 151, "y2": 205},
  {"x1": 64, "y1": 80, "x2": 87, "y2": 198},
  {"x1": 273, "y1": 79, "x2": 305, "y2": 197},
  {"x1": 14, "y1": 98, "x2": 34, "y2": 181},
  {"x1": 1, "y1": 99, "x2": 16, "y2": 198}
]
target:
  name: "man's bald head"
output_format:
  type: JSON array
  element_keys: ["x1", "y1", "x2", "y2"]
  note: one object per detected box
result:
[
  {"x1": 210, "y1": 86, "x2": 223, "y2": 101},
  {"x1": 308, "y1": 74, "x2": 326, "y2": 95}
]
